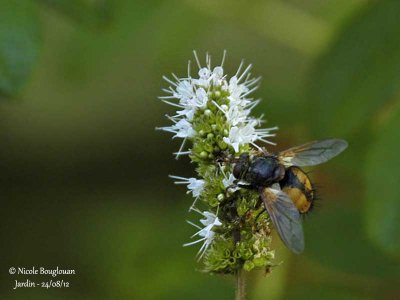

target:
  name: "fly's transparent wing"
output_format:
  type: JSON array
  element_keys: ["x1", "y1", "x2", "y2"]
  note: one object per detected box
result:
[
  {"x1": 279, "y1": 139, "x2": 348, "y2": 167},
  {"x1": 261, "y1": 187, "x2": 304, "y2": 254}
]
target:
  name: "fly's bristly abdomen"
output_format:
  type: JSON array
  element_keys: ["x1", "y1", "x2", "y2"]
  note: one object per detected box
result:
[{"x1": 279, "y1": 166, "x2": 314, "y2": 214}]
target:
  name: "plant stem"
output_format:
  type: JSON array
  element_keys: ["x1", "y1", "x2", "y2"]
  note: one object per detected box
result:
[{"x1": 235, "y1": 268, "x2": 246, "y2": 300}]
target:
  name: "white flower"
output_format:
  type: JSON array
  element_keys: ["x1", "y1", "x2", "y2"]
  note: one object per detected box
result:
[
  {"x1": 175, "y1": 106, "x2": 196, "y2": 121},
  {"x1": 223, "y1": 124, "x2": 254, "y2": 152},
  {"x1": 169, "y1": 175, "x2": 205, "y2": 209},
  {"x1": 211, "y1": 66, "x2": 224, "y2": 85},
  {"x1": 184, "y1": 209, "x2": 222, "y2": 259},
  {"x1": 193, "y1": 88, "x2": 208, "y2": 108},
  {"x1": 219, "y1": 167, "x2": 241, "y2": 192},
  {"x1": 199, "y1": 67, "x2": 211, "y2": 79},
  {"x1": 169, "y1": 175, "x2": 205, "y2": 197},
  {"x1": 223, "y1": 122, "x2": 278, "y2": 153},
  {"x1": 228, "y1": 76, "x2": 248, "y2": 102},
  {"x1": 213, "y1": 102, "x2": 249, "y2": 126},
  {"x1": 193, "y1": 67, "x2": 211, "y2": 87},
  {"x1": 174, "y1": 80, "x2": 195, "y2": 102},
  {"x1": 158, "y1": 119, "x2": 195, "y2": 139},
  {"x1": 174, "y1": 88, "x2": 208, "y2": 121},
  {"x1": 222, "y1": 173, "x2": 236, "y2": 188}
]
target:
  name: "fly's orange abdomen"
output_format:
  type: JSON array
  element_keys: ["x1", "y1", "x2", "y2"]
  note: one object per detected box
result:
[{"x1": 279, "y1": 166, "x2": 314, "y2": 214}]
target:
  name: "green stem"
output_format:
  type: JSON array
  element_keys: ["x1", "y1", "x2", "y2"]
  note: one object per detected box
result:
[{"x1": 235, "y1": 268, "x2": 246, "y2": 300}]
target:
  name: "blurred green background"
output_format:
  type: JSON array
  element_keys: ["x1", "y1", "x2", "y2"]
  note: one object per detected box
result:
[{"x1": 1, "y1": 0, "x2": 400, "y2": 299}]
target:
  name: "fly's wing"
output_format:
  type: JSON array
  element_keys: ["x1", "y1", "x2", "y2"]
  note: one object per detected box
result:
[
  {"x1": 261, "y1": 187, "x2": 304, "y2": 254},
  {"x1": 278, "y1": 139, "x2": 348, "y2": 167}
]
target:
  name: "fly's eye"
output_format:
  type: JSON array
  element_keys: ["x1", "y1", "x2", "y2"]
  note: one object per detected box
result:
[
  {"x1": 233, "y1": 153, "x2": 250, "y2": 179},
  {"x1": 233, "y1": 163, "x2": 245, "y2": 179}
]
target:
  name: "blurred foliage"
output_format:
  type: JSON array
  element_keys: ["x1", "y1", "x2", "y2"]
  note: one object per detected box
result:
[
  {"x1": 0, "y1": 0, "x2": 400, "y2": 299},
  {"x1": 365, "y1": 108, "x2": 400, "y2": 258},
  {"x1": 0, "y1": 0, "x2": 112, "y2": 97},
  {"x1": 37, "y1": 0, "x2": 113, "y2": 29},
  {"x1": 284, "y1": 285, "x2": 370, "y2": 300},
  {"x1": 0, "y1": 0, "x2": 40, "y2": 96},
  {"x1": 305, "y1": 207, "x2": 400, "y2": 278},
  {"x1": 307, "y1": 0, "x2": 400, "y2": 137}
]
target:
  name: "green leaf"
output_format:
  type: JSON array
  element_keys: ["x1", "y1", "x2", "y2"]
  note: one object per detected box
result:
[
  {"x1": 307, "y1": 0, "x2": 400, "y2": 136},
  {"x1": 365, "y1": 109, "x2": 400, "y2": 258},
  {"x1": 304, "y1": 207, "x2": 400, "y2": 278},
  {"x1": 38, "y1": 0, "x2": 113, "y2": 28},
  {"x1": 0, "y1": 0, "x2": 41, "y2": 96}
]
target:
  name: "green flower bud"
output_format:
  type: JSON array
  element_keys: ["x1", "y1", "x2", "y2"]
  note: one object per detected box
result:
[
  {"x1": 200, "y1": 151, "x2": 208, "y2": 158},
  {"x1": 244, "y1": 261, "x2": 255, "y2": 272}
]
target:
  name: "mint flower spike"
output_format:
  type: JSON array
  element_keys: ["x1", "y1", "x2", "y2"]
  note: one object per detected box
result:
[{"x1": 158, "y1": 51, "x2": 276, "y2": 285}]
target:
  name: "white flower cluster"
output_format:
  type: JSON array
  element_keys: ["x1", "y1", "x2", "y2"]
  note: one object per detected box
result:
[
  {"x1": 170, "y1": 174, "x2": 219, "y2": 256},
  {"x1": 169, "y1": 170, "x2": 242, "y2": 257},
  {"x1": 184, "y1": 209, "x2": 222, "y2": 260},
  {"x1": 158, "y1": 51, "x2": 277, "y2": 156}
]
